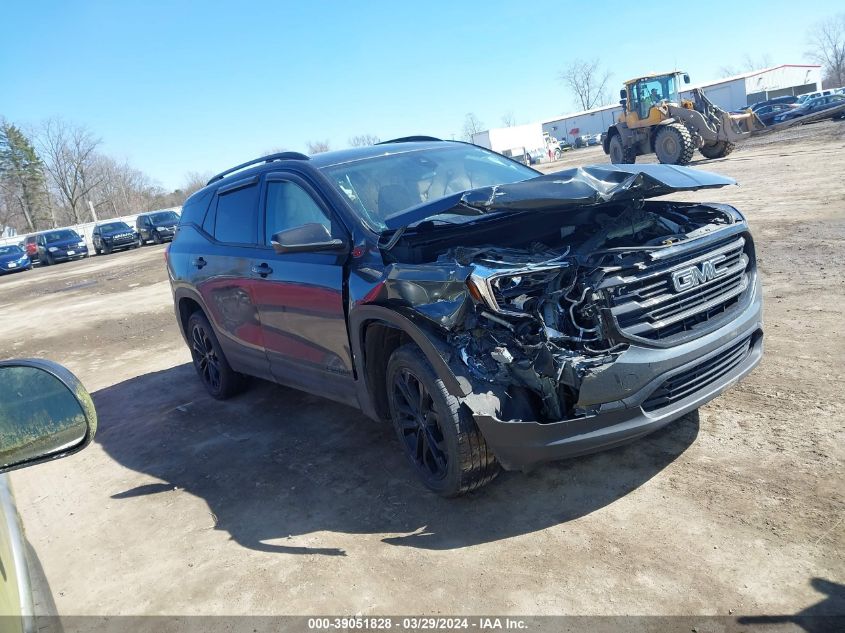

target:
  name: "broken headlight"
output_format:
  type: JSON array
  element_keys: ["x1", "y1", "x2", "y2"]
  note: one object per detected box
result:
[{"x1": 467, "y1": 264, "x2": 567, "y2": 316}]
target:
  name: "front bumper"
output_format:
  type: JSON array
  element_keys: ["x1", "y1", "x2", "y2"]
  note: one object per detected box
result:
[
  {"x1": 472, "y1": 282, "x2": 764, "y2": 470},
  {"x1": 49, "y1": 247, "x2": 88, "y2": 261},
  {"x1": 103, "y1": 237, "x2": 137, "y2": 250},
  {"x1": 0, "y1": 260, "x2": 31, "y2": 274},
  {"x1": 153, "y1": 228, "x2": 176, "y2": 240}
]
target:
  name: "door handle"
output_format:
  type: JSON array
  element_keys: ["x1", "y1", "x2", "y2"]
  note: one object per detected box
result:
[
  {"x1": 193, "y1": 257, "x2": 207, "y2": 269},
  {"x1": 251, "y1": 263, "x2": 273, "y2": 278}
]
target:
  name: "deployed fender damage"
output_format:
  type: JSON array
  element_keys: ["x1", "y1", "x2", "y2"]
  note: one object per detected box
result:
[{"x1": 366, "y1": 165, "x2": 755, "y2": 447}]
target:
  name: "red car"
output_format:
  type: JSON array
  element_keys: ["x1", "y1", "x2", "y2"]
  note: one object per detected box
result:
[{"x1": 23, "y1": 234, "x2": 38, "y2": 258}]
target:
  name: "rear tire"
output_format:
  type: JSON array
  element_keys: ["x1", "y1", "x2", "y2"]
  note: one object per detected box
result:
[
  {"x1": 609, "y1": 134, "x2": 636, "y2": 164},
  {"x1": 653, "y1": 123, "x2": 695, "y2": 165},
  {"x1": 187, "y1": 311, "x2": 247, "y2": 399},
  {"x1": 386, "y1": 344, "x2": 499, "y2": 497},
  {"x1": 699, "y1": 140, "x2": 735, "y2": 159}
]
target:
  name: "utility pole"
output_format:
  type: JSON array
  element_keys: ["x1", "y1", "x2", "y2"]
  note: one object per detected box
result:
[{"x1": 87, "y1": 199, "x2": 98, "y2": 222}]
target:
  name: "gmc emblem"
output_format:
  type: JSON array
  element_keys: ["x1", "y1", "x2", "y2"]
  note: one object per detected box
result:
[{"x1": 671, "y1": 254, "x2": 728, "y2": 292}]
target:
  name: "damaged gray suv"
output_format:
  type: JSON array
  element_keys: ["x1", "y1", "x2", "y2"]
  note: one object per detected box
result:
[{"x1": 168, "y1": 138, "x2": 763, "y2": 496}]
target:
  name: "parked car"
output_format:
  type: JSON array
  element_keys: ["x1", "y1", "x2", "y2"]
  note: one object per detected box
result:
[
  {"x1": 0, "y1": 359, "x2": 97, "y2": 633},
  {"x1": 35, "y1": 229, "x2": 88, "y2": 265},
  {"x1": 748, "y1": 96, "x2": 799, "y2": 110},
  {"x1": 22, "y1": 236, "x2": 38, "y2": 259},
  {"x1": 753, "y1": 102, "x2": 799, "y2": 126},
  {"x1": 167, "y1": 140, "x2": 763, "y2": 497},
  {"x1": 0, "y1": 245, "x2": 32, "y2": 275},
  {"x1": 773, "y1": 94, "x2": 845, "y2": 123},
  {"x1": 136, "y1": 210, "x2": 180, "y2": 245},
  {"x1": 92, "y1": 220, "x2": 140, "y2": 255},
  {"x1": 574, "y1": 135, "x2": 591, "y2": 148},
  {"x1": 797, "y1": 89, "x2": 834, "y2": 104}
]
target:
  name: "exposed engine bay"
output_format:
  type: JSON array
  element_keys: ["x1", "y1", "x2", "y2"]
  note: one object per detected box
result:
[{"x1": 390, "y1": 200, "x2": 740, "y2": 423}]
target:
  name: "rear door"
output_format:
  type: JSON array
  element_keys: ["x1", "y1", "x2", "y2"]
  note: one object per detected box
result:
[
  {"x1": 251, "y1": 171, "x2": 355, "y2": 405},
  {"x1": 192, "y1": 176, "x2": 271, "y2": 380}
]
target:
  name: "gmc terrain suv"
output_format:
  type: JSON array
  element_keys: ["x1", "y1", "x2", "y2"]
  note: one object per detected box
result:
[{"x1": 167, "y1": 138, "x2": 763, "y2": 496}]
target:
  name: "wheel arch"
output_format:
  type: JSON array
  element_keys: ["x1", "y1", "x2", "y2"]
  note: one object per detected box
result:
[
  {"x1": 350, "y1": 306, "x2": 470, "y2": 421},
  {"x1": 173, "y1": 287, "x2": 208, "y2": 344}
]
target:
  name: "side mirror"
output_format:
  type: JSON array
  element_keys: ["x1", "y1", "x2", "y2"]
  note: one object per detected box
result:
[
  {"x1": 620, "y1": 88, "x2": 627, "y2": 99},
  {"x1": 0, "y1": 360, "x2": 97, "y2": 474},
  {"x1": 271, "y1": 223, "x2": 347, "y2": 254},
  {"x1": 683, "y1": 73, "x2": 691, "y2": 84}
]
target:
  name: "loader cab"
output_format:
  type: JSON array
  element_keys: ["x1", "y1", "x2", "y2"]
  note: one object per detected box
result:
[{"x1": 623, "y1": 71, "x2": 689, "y2": 128}]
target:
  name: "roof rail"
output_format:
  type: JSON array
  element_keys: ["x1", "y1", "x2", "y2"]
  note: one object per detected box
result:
[
  {"x1": 376, "y1": 136, "x2": 443, "y2": 145},
  {"x1": 207, "y1": 151, "x2": 310, "y2": 185}
]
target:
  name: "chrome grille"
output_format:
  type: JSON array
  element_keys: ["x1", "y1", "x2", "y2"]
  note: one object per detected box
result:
[
  {"x1": 608, "y1": 235, "x2": 751, "y2": 341},
  {"x1": 642, "y1": 335, "x2": 754, "y2": 411}
]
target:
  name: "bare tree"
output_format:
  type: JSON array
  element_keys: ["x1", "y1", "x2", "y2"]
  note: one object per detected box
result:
[
  {"x1": 348, "y1": 134, "x2": 380, "y2": 147},
  {"x1": 306, "y1": 140, "x2": 331, "y2": 154},
  {"x1": 462, "y1": 113, "x2": 485, "y2": 142},
  {"x1": 807, "y1": 13, "x2": 845, "y2": 88},
  {"x1": 501, "y1": 111, "x2": 516, "y2": 127},
  {"x1": 38, "y1": 118, "x2": 102, "y2": 224},
  {"x1": 719, "y1": 53, "x2": 774, "y2": 78},
  {"x1": 559, "y1": 59, "x2": 612, "y2": 111},
  {"x1": 181, "y1": 171, "x2": 213, "y2": 198}
]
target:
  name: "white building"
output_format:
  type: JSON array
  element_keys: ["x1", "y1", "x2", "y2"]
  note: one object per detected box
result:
[
  {"x1": 529, "y1": 64, "x2": 824, "y2": 145},
  {"x1": 681, "y1": 64, "x2": 823, "y2": 111}
]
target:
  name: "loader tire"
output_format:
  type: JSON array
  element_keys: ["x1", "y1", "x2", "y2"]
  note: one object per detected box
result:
[
  {"x1": 654, "y1": 123, "x2": 694, "y2": 165},
  {"x1": 699, "y1": 141, "x2": 735, "y2": 159},
  {"x1": 608, "y1": 134, "x2": 636, "y2": 164}
]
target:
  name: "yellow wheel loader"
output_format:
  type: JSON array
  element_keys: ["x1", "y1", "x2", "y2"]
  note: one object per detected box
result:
[{"x1": 603, "y1": 71, "x2": 845, "y2": 165}]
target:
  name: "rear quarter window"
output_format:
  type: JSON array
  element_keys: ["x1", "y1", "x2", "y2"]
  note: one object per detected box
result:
[
  {"x1": 180, "y1": 189, "x2": 213, "y2": 227},
  {"x1": 213, "y1": 180, "x2": 259, "y2": 244}
]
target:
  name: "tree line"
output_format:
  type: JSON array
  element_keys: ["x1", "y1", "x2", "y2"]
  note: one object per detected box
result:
[{"x1": 0, "y1": 118, "x2": 205, "y2": 236}]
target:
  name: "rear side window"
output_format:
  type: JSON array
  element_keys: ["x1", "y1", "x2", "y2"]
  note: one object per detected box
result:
[{"x1": 214, "y1": 181, "x2": 259, "y2": 244}]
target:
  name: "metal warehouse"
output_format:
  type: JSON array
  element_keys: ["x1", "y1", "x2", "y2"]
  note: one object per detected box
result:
[{"x1": 540, "y1": 64, "x2": 822, "y2": 145}]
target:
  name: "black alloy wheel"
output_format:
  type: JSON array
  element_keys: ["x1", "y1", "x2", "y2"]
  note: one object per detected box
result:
[
  {"x1": 191, "y1": 321, "x2": 222, "y2": 393},
  {"x1": 391, "y1": 367, "x2": 449, "y2": 485},
  {"x1": 386, "y1": 344, "x2": 499, "y2": 496},
  {"x1": 153, "y1": 231, "x2": 163, "y2": 244},
  {"x1": 186, "y1": 311, "x2": 246, "y2": 399}
]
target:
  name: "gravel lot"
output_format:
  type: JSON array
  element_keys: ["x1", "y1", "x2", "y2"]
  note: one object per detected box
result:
[{"x1": 2, "y1": 121, "x2": 843, "y2": 620}]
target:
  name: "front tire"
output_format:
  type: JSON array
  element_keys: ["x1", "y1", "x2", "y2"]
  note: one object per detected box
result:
[
  {"x1": 187, "y1": 311, "x2": 247, "y2": 399},
  {"x1": 609, "y1": 134, "x2": 636, "y2": 164},
  {"x1": 386, "y1": 344, "x2": 499, "y2": 497},
  {"x1": 153, "y1": 232, "x2": 163, "y2": 244},
  {"x1": 699, "y1": 140, "x2": 735, "y2": 159},
  {"x1": 653, "y1": 122, "x2": 694, "y2": 165}
]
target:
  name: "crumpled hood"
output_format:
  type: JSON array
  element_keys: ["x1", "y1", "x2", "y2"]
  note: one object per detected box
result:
[{"x1": 384, "y1": 164, "x2": 735, "y2": 230}]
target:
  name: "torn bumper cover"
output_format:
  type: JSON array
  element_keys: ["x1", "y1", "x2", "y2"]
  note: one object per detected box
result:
[{"x1": 467, "y1": 280, "x2": 763, "y2": 471}]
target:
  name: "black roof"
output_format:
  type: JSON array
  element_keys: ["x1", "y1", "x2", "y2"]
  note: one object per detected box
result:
[{"x1": 203, "y1": 140, "x2": 458, "y2": 191}]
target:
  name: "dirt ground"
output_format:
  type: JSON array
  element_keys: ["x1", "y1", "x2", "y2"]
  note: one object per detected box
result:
[{"x1": 2, "y1": 120, "x2": 843, "y2": 620}]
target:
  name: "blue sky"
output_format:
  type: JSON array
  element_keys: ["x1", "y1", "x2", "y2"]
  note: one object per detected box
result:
[{"x1": 1, "y1": 0, "x2": 839, "y2": 190}]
